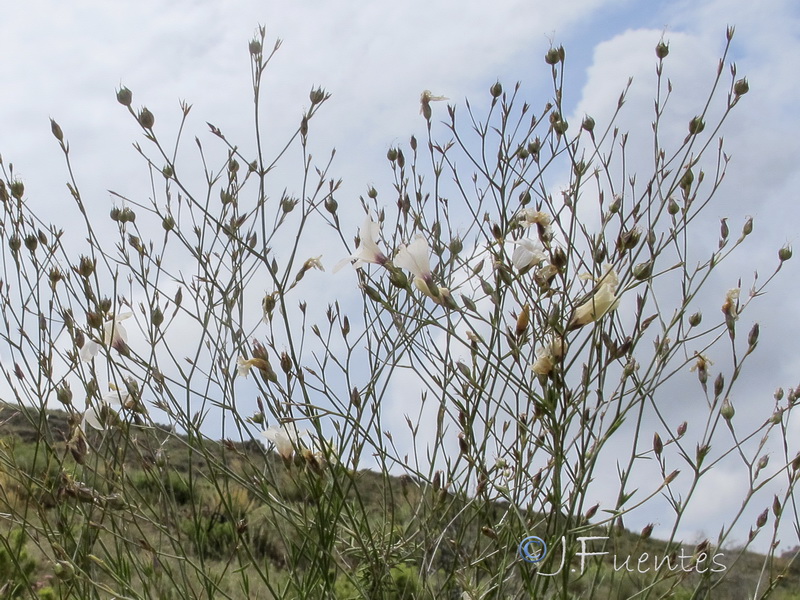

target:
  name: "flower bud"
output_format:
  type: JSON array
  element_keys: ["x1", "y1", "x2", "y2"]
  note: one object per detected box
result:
[
  {"x1": 779, "y1": 245, "x2": 792, "y2": 262},
  {"x1": 748, "y1": 323, "x2": 759, "y2": 348},
  {"x1": 756, "y1": 508, "x2": 768, "y2": 528},
  {"x1": 515, "y1": 304, "x2": 530, "y2": 337},
  {"x1": 24, "y1": 235, "x2": 38, "y2": 252},
  {"x1": 350, "y1": 386, "x2": 361, "y2": 409},
  {"x1": 720, "y1": 218, "x2": 729, "y2": 240},
  {"x1": 387, "y1": 148, "x2": 398, "y2": 162},
  {"x1": 757, "y1": 454, "x2": 769, "y2": 471},
  {"x1": 581, "y1": 115, "x2": 595, "y2": 132},
  {"x1": 633, "y1": 260, "x2": 653, "y2": 280},
  {"x1": 56, "y1": 383, "x2": 73, "y2": 406},
  {"x1": 110, "y1": 207, "x2": 121, "y2": 222},
  {"x1": 116, "y1": 87, "x2": 133, "y2": 106},
  {"x1": 449, "y1": 237, "x2": 463, "y2": 255},
  {"x1": 545, "y1": 47, "x2": 561, "y2": 65},
  {"x1": 138, "y1": 108, "x2": 155, "y2": 129},
  {"x1": 714, "y1": 373, "x2": 725, "y2": 398},
  {"x1": 667, "y1": 197, "x2": 680, "y2": 215},
  {"x1": 362, "y1": 284, "x2": 382, "y2": 303},
  {"x1": 10, "y1": 181, "x2": 24, "y2": 200},
  {"x1": 49, "y1": 268, "x2": 63, "y2": 286},
  {"x1": 490, "y1": 81, "x2": 503, "y2": 98},
  {"x1": 653, "y1": 432, "x2": 663, "y2": 457},
  {"x1": 78, "y1": 256, "x2": 95, "y2": 277},
  {"x1": 677, "y1": 421, "x2": 687, "y2": 437},
  {"x1": 122, "y1": 207, "x2": 136, "y2": 223},
  {"x1": 54, "y1": 560, "x2": 75, "y2": 581},
  {"x1": 656, "y1": 41, "x2": 669, "y2": 58},
  {"x1": 280, "y1": 351, "x2": 292, "y2": 374},
  {"x1": 688, "y1": 116, "x2": 705, "y2": 135},
  {"x1": 162, "y1": 215, "x2": 175, "y2": 231},
  {"x1": 552, "y1": 246, "x2": 568, "y2": 269},
  {"x1": 249, "y1": 40, "x2": 262, "y2": 55},
  {"x1": 553, "y1": 120, "x2": 569, "y2": 136},
  {"x1": 309, "y1": 87, "x2": 326, "y2": 105},
  {"x1": 281, "y1": 197, "x2": 296, "y2": 214},
  {"x1": 733, "y1": 78, "x2": 749, "y2": 96},
  {"x1": 9, "y1": 235, "x2": 21, "y2": 252},
  {"x1": 720, "y1": 397, "x2": 735, "y2": 420},
  {"x1": 50, "y1": 118, "x2": 64, "y2": 141},
  {"x1": 585, "y1": 503, "x2": 599, "y2": 519},
  {"x1": 388, "y1": 269, "x2": 409, "y2": 289},
  {"x1": 688, "y1": 312, "x2": 702, "y2": 327},
  {"x1": 680, "y1": 168, "x2": 694, "y2": 193},
  {"x1": 324, "y1": 196, "x2": 337, "y2": 215},
  {"x1": 367, "y1": 186, "x2": 378, "y2": 199},
  {"x1": 641, "y1": 524, "x2": 654, "y2": 540},
  {"x1": 742, "y1": 216, "x2": 753, "y2": 236}
]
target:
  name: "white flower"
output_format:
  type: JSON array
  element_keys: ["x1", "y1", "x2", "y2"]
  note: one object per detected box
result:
[
  {"x1": 395, "y1": 235, "x2": 432, "y2": 280},
  {"x1": 394, "y1": 235, "x2": 452, "y2": 304},
  {"x1": 79, "y1": 312, "x2": 133, "y2": 361},
  {"x1": 569, "y1": 264, "x2": 620, "y2": 328},
  {"x1": 510, "y1": 238, "x2": 547, "y2": 271},
  {"x1": 262, "y1": 423, "x2": 308, "y2": 460},
  {"x1": 333, "y1": 213, "x2": 388, "y2": 272},
  {"x1": 83, "y1": 385, "x2": 129, "y2": 430}
]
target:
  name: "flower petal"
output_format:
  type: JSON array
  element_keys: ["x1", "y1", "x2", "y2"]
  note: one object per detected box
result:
[{"x1": 395, "y1": 236, "x2": 431, "y2": 278}]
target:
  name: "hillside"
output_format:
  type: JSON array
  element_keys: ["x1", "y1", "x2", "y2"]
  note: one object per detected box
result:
[{"x1": 0, "y1": 402, "x2": 798, "y2": 599}]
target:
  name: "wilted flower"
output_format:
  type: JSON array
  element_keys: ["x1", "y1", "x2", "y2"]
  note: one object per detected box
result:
[
  {"x1": 510, "y1": 238, "x2": 547, "y2": 271},
  {"x1": 303, "y1": 256, "x2": 325, "y2": 272},
  {"x1": 395, "y1": 235, "x2": 451, "y2": 304},
  {"x1": 262, "y1": 423, "x2": 308, "y2": 460},
  {"x1": 79, "y1": 312, "x2": 133, "y2": 361},
  {"x1": 531, "y1": 336, "x2": 565, "y2": 376},
  {"x1": 721, "y1": 288, "x2": 740, "y2": 321},
  {"x1": 333, "y1": 213, "x2": 388, "y2": 272},
  {"x1": 569, "y1": 265, "x2": 620, "y2": 328},
  {"x1": 517, "y1": 209, "x2": 553, "y2": 241},
  {"x1": 236, "y1": 356, "x2": 276, "y2": 382},
  {"x1": 690, "y1": 353, "x2": 713, "y2": 374},
  {"x1": 419, "y1": 90, "x2": 448, "y2": 118}
]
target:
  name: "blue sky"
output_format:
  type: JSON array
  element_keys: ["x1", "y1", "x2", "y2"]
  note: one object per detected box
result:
[{"x1": 1, "y1": 0, "x2": 798, "y2": 556}]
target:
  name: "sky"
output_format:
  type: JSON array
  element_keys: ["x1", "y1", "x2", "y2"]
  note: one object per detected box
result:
[{"x1": 2, "y1": 0, "x2": 799, "y2": 558}]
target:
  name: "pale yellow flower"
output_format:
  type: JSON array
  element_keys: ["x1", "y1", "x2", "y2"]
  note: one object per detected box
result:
[
  {"x1": 569, "y1": 265, "x2": 620, "y2": 328},
  {"x1": 531, "y1": 337, "x2": 565, "y2": 376}
]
